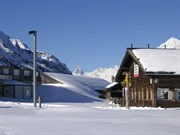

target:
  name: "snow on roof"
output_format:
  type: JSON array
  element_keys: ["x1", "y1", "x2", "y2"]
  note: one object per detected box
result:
[
  {"x1": 132, "y1": 49, "x2": 180, "y2": 74},
  {"x1": 43, "y1": 72, "x2": 110, "y2": 101},
  {"x1": 105, "y1": 82, "x2": 119, "y2": 89}
]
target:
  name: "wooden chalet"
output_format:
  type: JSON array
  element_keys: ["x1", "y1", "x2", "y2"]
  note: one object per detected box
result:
[
  {"x1": 115, "y1": 48, "x2": 180, "y2": 108},
  {"x1": 105, "y1": 82, "x2": 123, "y2": 104}
]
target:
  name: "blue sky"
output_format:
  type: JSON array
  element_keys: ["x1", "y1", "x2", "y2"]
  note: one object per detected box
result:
[{"x1": 0, "y1": 0, "x2": 180, "y2": 72}]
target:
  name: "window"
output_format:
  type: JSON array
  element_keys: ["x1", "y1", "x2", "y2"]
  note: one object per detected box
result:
[
  {"x1": 134, "y1": 88, "x2": 137, "y2": 100},
  {"x1": 150, "y1": 89, "x2": 153, "y2": 100},
  {"x1": 24, "y1": 71, "x2": 30, "y2": 76},
  {"x1": 178, "y1": 92, "x2": 180, "y2": 100},
  {"x1": 157, "y1": 88, "x2": 170, "y2": 99},
  {"x1": 4, "y1": 86, "x2": 14, "y2": 98},
  {"x1": 164, "y1": 92, "x2": 168, "y2": 99},
  {"x1": 3, "y1": 68, "x2": 9, "y2": 74},
  {"x1": 14, "y1": 69, "x2": 20, "y2": 76},
  {"x1": 4, "y1": 88, "x2": 9, "y2": 97},
  {"x1": 131, "y1": 89, "x2": 134, "y2": 100},
  {"x1": 138, "y1": 89, "x2": 141, "y2": 100},
  {"x1": 146, "y1": 88, "x2": 149, "y2": 100},
  {"x1": 36, "y1": 72, "x2": 39, "y2": 77},
  {"x1": 141, "y1": 88, "x2": 144, "y2": 99},
  {"x1": 24, "y1": 86, "x2": 31, "y2": 99},
  {"x1": 138, "y1": 88, "x2": 143, "y2": 100}
]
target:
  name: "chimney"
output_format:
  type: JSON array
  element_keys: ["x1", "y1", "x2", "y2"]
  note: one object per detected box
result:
[
  {"x1": 131, "y1": 44, "x2": 133, "y2": 48},
  {"x1": 148, "y1": 44, "x2": 150, "y2": 48}
]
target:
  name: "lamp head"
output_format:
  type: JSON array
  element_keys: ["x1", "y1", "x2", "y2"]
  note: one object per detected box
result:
[{"x1": 29, "y1": 30, "x2": 36, "y2": 35}]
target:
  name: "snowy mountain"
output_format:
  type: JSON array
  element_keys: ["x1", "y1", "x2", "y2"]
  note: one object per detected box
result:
[
  {"x1": 84, "y1": 65, "x2": 119, "y2": 82},
  {"x1": 73, "y1": 65, "x2": 84, "y2": 75},
  {"x1": 157, "y1": 37, "x2": 180, "y2": 49},
  {"x1": 0, "y1": 31, "x2": 72, "y2": 74}
]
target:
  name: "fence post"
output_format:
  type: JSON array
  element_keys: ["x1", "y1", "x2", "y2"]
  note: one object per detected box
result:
[{"x1": 38, "y1": 96, "x2": 42, "y2": 108}]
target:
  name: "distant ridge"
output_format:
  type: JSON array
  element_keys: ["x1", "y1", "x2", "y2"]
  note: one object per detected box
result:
[{"x1": 84, "y1": 65, "x2": 119, "y2": 82}]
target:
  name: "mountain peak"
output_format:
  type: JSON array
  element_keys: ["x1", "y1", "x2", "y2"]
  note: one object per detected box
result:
[
  {"x1": 0, "y1": 30, "x2": 6, "y2": 35},
  {"x1": 0, "y1": 30, "x2": 11, "y2": 40},
  {"x1": 73, "y1": 65, "x2": 84, "y2": 76},
  {"x1": 157, "y1": 37, "x2": 180, "y2": 49},
  {"x1": 0, "y1": 31, "x2": 72, "y2": 74},
  {"x1": 84, "y1": 65, "x2": 119, "y2": 82}
]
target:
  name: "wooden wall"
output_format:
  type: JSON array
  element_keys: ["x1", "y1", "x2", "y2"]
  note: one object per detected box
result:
[{"x1": 127, "y1": 62, "x2": 157, "y2": 107}]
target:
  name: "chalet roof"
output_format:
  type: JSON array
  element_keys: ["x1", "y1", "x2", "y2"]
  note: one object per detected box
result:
[
  {"x1": 116, "y1": 48, "x2": 180, "y2": 81},
  {"x1": 132, "y1": 48, "x2": 180, "y2": 74}
]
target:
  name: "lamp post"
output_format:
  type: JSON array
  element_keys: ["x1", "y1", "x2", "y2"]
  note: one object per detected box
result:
[{"x1": 29, "y1": 30, "x2": 37, "y2": 107}]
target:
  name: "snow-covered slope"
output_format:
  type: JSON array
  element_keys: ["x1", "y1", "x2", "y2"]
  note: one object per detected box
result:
[
  {"x1": 38, "y1": 72, "x2": 109, "y2": 102},
  {"x1": 84, "y1": 65, "x2": 119, "y2": 82},
  {"x1": 0, "y1": 31, "x2": 72, "y2": 74},
  {"x1": 157, "y1": 37, "x2": 180, "y2": 49}
]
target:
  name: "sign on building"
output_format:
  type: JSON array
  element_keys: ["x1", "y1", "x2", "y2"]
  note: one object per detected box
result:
[{"x1": 134, "y1": 63, "x2": 139, "y2": 77}]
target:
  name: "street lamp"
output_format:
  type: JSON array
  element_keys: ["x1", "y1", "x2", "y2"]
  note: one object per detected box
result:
[{"x1": 29, "y1": 30, "x2": 37, "y2": 107}]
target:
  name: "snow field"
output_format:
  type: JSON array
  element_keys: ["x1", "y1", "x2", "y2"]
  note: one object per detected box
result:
[
  {"x1": 1, "y1": 101, "x2": 180, "y2": 135},
  {"x1": 0, "y1": 71, "x2": 180, "y2": 134}
]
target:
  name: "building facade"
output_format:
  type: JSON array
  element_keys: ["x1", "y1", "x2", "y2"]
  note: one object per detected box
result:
[
  {"x1": 115, "y1": 48, "x2": 180, "y2": 107},
  {"x1": 0, "y1": 66, "x2": 40, "y2": 99}
]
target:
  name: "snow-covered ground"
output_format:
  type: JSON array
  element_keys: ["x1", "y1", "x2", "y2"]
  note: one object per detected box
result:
[
  {"x1": 1, "y1": 101, "x2": 180, "y2": 135},
  {"x1": 1, "y1": 68, "x2": 180, "y2": 135},
  {"x1": 1, "y1": 80, "x2": 180, "y2": 135}
]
